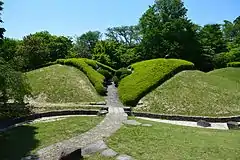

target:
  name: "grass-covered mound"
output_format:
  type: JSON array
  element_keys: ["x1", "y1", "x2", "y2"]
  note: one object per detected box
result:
[
  {"x1": 208, "y1": 67, "x2": 240, "y2": 83},
  {"x1": 103, "y1": 118, "x2": 240, "y2": 160},
  {"x1": 26, "y1": 64, "x2": 103, "y2": 103},
  {"x1": 136, "y1": 69, "x2": 240, "y2": 116},
  {"x1": 0, "y1": 116, "x2": 103, "y2": 160},
  {"x1": 56, "y1": 58, "x2": 115, "y2": 95},
  {"x1": 118, "y1": 58, "x2": 194, "y2": 106}
]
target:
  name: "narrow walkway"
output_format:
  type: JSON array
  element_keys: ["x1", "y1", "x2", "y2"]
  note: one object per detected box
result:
[
  {"x1": 137, "y1": 117, "x2": 229, "y2": 130},
  {"x1": 37, "y1": 82, "x2": 127, "y2": 160}
]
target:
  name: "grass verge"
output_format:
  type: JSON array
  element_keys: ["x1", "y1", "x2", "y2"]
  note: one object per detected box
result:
[
  {"x1": 136, "y1": 69, "x2": 240, "y2": 116},
  {"x1": 26, "y1": 64, "x2": 103, "y2": 103},
  {"x1": 105, "y1": 118, "x2": 240, "y2": 160},
  {"x1": 0, "y1": 116, "x2": 103, "y2": 160},
  {"x1": 118, "y1": 58, "x2": 194, "y2": 106}
]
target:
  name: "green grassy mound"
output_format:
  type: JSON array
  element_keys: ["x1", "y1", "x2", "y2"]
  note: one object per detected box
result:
[
  {"x1": 26, "y1": 64, "x2": 103, "y2": 103},
  {"x1": 136, "y1": 69, "x2": 240, "y2": 116},
  {"x1": 103, "y1": 118, "x2": 240, "y2": 160},
  {"x1": 208, "y1": 67, "x2": 240, "y2": 83},
  {"x1": 0, "y1": 116, "x2": 103, "y2": 160},
  {"x1": 56, "y1": 58, "x2": 115, "y2": 95},
  {"x1": 118, "y1": 58, "x2": 194, "y2": 106}
]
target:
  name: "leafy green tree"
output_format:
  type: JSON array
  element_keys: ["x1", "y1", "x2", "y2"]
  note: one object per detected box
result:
[
  {"x1": 0, "y1": 1, "x2": 5, "y2": 40},
  {"x1": 139, "y1": 0, "x2": 201, "y2": 66},
  {"x1": 17, "y1": 31, "x2": 72, "y2": 70},
  {"x1": 106, "y1": 26, "x2": 141, "y2": 46},
  {"x1": 73, "y1": 31, "x2": 101, "y2": 58}
]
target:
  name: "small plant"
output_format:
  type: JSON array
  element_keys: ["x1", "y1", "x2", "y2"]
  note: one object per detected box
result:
[{"x1": 112, "y1": 76, "x2": 119, "y2": 87}]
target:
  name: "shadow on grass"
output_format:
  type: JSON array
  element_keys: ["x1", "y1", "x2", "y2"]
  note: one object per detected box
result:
[{"x1": 0, "y1": 125, "x2": 39, "y2": 160}]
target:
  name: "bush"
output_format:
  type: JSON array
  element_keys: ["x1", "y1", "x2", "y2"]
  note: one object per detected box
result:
[
  {"x1": 112, "y1": 76, "x2": 119, "y2": 87},
  {"x1": 213, "y1": 47, "x2": 240, "y2": 68},
  {"x1": 98, "y1": 69, "x2": 112, "y2": 80},
  {"x1": 56, "y1": 58, "x2": 106, "y2": 95},
  {"x1": 84, "y1": 58, "x2": 116, "y2": 74},
  {"x1": 227, "y1": 62, "x2": 240, "y2": 67},
  {"x1": 118, "y1": 58, "x2": 194, "y2": 106},
  {"x1": 115, "y1": 68, "x2": 132, "y2": 80}
]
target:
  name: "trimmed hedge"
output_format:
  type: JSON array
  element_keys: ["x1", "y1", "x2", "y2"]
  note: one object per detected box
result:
[
  {"x1": 227, "y1": 62, "x2": 240, "y2": 67},
  {"x1": 56, "y1": 58, "x2": 106, "y2": 95},
  {"x1": 118, "y1": 58, "x2": 194, "y2": 106},
  {"x1": 84, "y1": 58, "x2": 116, "y2": 74}
]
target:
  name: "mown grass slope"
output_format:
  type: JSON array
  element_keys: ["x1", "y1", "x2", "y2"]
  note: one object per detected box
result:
[
  {"x1": 208, "y1": 67, "x2": 240, "y2": 83},
  {"x1": 26, "y1": 64, "x2": 103, "y2": 103},
  {"x1": 56, "y1": 58, "x2": 116, "y2": 95},
  {"x1": 105, "y1": 118, "x2": 240, "y2": 160},
  {"x1": 136, "y1": 69, "x2": 240, "y2": 116},
  {"x1": 118, "y1": 58, "x2": 194, "y2": 106}
]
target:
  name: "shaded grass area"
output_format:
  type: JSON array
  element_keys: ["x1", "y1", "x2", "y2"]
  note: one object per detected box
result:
[
  {"x1": 26, "y1": 64, "x2": 103, "y2": 103},
  {"x1": 136, "y1": 70, "x2": 240, "y2": 116},
  {"x1": 0, "y1": 116, "x2": 103, "y2": 160},
  {"x1": 106, "y1": 118, "x2": 240, "y2": 160},
  {"x1": 118, "y1": 58, "x2": 194, "y2": 106}
]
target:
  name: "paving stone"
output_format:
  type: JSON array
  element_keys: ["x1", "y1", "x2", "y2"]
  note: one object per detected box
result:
[
  {"x1": 227, "y1": 121, "x2": 239, "y2": 129},
  {"x1": 141, "y1": 124, "x2": 152, "y2": 127},
  {"x1": 101, "y1": 148, "x2": 118, "y2": 157},
  {"x1": 197, "y1": 120, "x2": 211, "y2": 127},
  {"x1": 82, "y1": 140, "x2": 108, "y2": 156},
  {"x1": 123, "y1": 120, "x2": 141, "y2": 126},
  {"x1": 116, "y1": 154, "x2": 133, "y2": 160}
]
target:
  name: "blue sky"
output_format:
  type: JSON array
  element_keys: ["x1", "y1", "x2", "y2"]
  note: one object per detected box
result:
[{"x1": 2, "y1": 0, "x2": 240, "y2": 39}]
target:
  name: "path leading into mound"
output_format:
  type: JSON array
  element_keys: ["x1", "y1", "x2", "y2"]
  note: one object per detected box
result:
[{"x1": 37, "y1": 82, "x2": 128, "y2": 160}]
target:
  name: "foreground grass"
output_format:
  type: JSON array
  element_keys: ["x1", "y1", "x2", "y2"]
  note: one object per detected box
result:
[
  {"x1": 118, "y1": 58, "x2": 194, "y2": 106},
  {"x1": 0, "y1": 116, "x2": 103, "y2": 160},
  {"x1": 136, "y1": 70, "x2": 240, "y2": 116},
  {"x1": 105, "y1": 118, "x2": 240, "y2": 160},
  {"x1": 26, "y1": 64, "x2": 103, "y2": 103}
]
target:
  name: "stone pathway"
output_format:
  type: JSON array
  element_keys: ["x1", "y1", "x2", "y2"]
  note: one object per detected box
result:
[
  {"x1": 137, "y1": 117, "x2": 230, "y2": 130},
  {"x1": 36, "y1": 82, "x2": 129, "y2": 160}
]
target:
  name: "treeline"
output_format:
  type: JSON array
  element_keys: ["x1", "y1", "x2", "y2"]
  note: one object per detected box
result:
[{"x1": 1, "y1": 0, "x2": 240, "y2": 72}]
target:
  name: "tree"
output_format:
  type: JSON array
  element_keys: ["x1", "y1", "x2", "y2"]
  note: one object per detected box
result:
[
  {"x1": 139, "y1": 0, "x2": 201, "y2": 66},
  {"x1": 199, "y1": 24, "x2": 227, "y2": 54},
  {"x1": 0, "y1": 1, "x2": 5, "y2": 41},
  {"x1": 105, "y1": 26, "x2": 141, "y2": 46},
  {"x1": 223, "y1": 16, "x2": 240, "y2": 47},
  {"x1": 17, "y1": 31, "x2": 72, "y2": 70},
  {"x1": 73, "y1": 31, "x2": 101, "y2": 58}
]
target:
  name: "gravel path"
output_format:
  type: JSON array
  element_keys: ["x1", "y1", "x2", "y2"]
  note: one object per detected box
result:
[{"x1": 36, "y1": 82, "x2": 128, "y2": 160}]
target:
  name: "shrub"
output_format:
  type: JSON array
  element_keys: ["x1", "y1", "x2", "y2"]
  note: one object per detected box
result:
[
  {"x1": 98, "y1": 69, "x2": 112, "y2": 80},
  {"x1": 227, "y1": 62, "x2": 240, "y2": 67},
  {"x1": 112, "y1": 76, "x2": 119, "y2": 87},
  {"x1": 56, "y1": 58, "x2": 106, "y2": 95},
  {"x1": 115, "y1": 68, "x2": 132, "y2": 80},
  {"x1": 118, "y1": 58, "x2": 194, "y2": 106},
  {"x1": 84, "y1": 58, "x2": 116, "y2": 74}
]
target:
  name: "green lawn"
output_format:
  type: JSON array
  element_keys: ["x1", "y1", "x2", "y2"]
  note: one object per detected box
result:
[
  {"x1": 0, "y1": 116, "x2": 103, "y2": 160},
  {"x1": 26, "y1": 64, "x2": 103, "y2": 103},
  {"x1": 208, "y1": 67, "x2": 240, "y2": 83},
  {"x1": 104, "y1": 118, "x2": 240, "y2": 160},
  {"x1": 118, "y1": 58, "x2": 194, "y2": 106},
  {"x1": 135, "y1": 69, "x2": 240, "y2": 116}
]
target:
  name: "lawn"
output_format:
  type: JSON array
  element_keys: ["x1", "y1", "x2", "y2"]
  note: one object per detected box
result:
[
  {"x1": 104, "y1": 118, "x2": 240, "y2": 160},
  {"x1": 0, "y1": 116, "x2": 103, "y2": 160},
  {"x1": 208, "y1": 67, "x2": 240, "y2": 83},
  {"x1": 135, "y1": 70, "x2": 240, "y2": 116},
  {"x1": 118, "y1": 58, "x2": 194, "y2": 106},
  {"x1": 26, "y1": 64, "x2": 104, "y2": 103}
]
